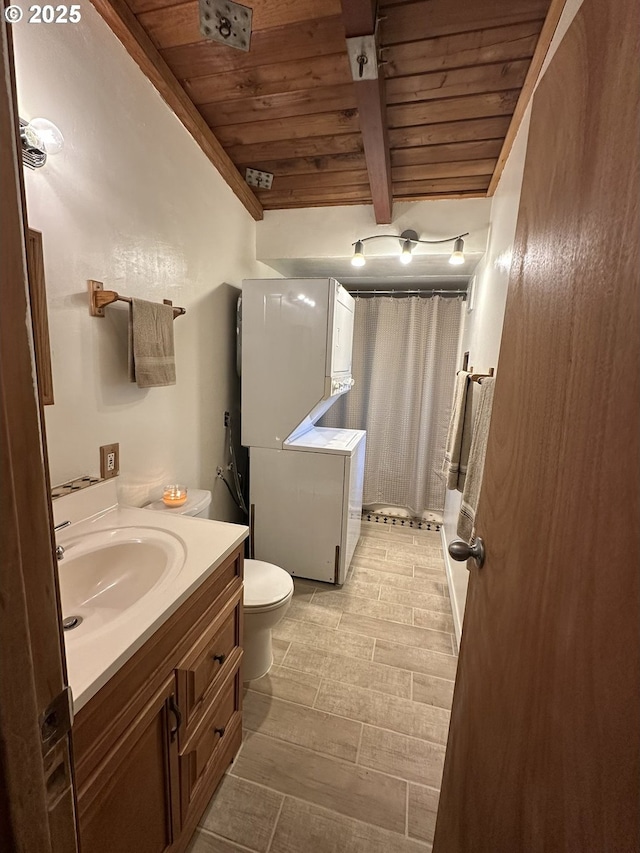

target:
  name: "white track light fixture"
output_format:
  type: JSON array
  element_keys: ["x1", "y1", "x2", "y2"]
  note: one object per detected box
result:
[
  {"x1": 449, "y1": 237, "x2": 466, "y2": 265},
  {"x1": 350, "y1": 230, "x2": 469, "y2": 269},
  {"x1": 400, "y1": 241, "x2": 413, "y2": 264},
  {"x1": 351, "y1": 240, "x2": 366, "y2": 267},
  {"x1": 399, "y1": 230, "x2": 417, "y2": 265}
]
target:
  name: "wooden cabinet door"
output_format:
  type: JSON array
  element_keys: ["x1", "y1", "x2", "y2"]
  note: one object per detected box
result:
[
  {"x1": 78, "y1": 676, "x2": 180, "y2": 853},
  {"x1": 434, "y1": 1, "x2": 640, "y2": 851}
]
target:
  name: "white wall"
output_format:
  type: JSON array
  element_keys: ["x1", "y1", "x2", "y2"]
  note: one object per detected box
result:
[
  {"x1": 442, "y1": 0, "x2": 585, "y2": 642},
  {"x1": 13, "y1": 3, "x2": 268, "y2": 520},
  {"x1": 458, "y1": 109, "x2": 531, "y2": 375},
  {"x1": 443, "y1": 110, "x2": 531, "y2": 642},
  {"x1": 257, "y1": 198, "x2": 491, "y2": 261}
]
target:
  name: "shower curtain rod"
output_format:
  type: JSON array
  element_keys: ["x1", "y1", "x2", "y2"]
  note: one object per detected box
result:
[{"x1": 347, "y1": 289, "x2": 467, "y2": 298}]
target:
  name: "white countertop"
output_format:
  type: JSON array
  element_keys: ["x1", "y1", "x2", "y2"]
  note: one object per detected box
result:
[{"x1": 53, "y1": 482, "x2": 248, "y2": 713}]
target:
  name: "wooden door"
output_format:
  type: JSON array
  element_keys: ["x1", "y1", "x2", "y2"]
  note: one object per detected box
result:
[
  {"x1": 434, "y1": 1, "x2": 640, "y2": 851},
  {"x1": 77, "y1": 677, "x2": 181, "y2": 853},
  {"x1": 1, "y1": 16, "x2": 79, "y2": 853}
]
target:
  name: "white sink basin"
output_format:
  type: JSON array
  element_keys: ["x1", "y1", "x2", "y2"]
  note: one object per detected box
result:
[{"x1": 58, "y1": 527, "x2": 186, "y2": 637}]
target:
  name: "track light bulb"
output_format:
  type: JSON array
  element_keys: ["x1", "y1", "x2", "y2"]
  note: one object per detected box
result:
[
  {"x1": 400, "y1": 240, "x2": 413, "y2": 265},
  {"x1": 351, "y1": 240, "x2": 366, "y2": 267},
  {"x1": 449, "y1": 237, "x2": 465, "y2": 266}
]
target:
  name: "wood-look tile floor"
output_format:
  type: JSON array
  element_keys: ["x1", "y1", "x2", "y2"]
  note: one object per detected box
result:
[{"x1": 188, "y1": 521, "x2": 458, "y2": 853}]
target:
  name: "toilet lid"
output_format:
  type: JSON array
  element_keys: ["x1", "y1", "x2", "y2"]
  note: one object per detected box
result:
[{"x1": 244, "y1": 560, "x2": 294, "y2": 608}]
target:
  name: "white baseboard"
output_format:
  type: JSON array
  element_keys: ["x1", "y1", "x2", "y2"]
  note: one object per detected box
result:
[{"x1": 440, "y1": 525, "x2": 464, "y2": 652}]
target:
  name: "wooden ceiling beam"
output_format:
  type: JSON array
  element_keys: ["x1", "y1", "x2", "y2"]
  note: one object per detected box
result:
[
  {"x1": 341, "y1": 0, "x2": 377, "y2": 35},
  {"x1": 354, "y1": 79, "x2": 393, "y2": 223},
  {"x1": 341, "y1": 0, "x2": 393, "y2": 224},
  {"x1": 89, "y1": 0, "x2": 263, "y2": 220},
  {"x1": 488, "y1": 0, "x2": 567, "y2": 194}
]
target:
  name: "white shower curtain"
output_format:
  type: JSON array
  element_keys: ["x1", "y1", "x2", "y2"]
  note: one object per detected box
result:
[{"x1": 322, "y1": 295, "x2": 463, "y2": 519}]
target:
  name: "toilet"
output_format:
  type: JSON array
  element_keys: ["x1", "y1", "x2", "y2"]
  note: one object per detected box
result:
[
  {"x1": 242, "y1": 559, "x2": 293, "y2": 681},
  {"x1": 143, "y1": 488, "x2": 293, "y2": 681}
]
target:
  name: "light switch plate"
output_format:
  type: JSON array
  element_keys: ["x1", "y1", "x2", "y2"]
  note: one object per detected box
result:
[{"x1": 99, "y1": 443, "x2": 119, "y2": 479}]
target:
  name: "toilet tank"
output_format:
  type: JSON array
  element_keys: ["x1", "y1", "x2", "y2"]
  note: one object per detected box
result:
[{"x1": 144, "y1": 489, "x2": 212, "y2": 519}]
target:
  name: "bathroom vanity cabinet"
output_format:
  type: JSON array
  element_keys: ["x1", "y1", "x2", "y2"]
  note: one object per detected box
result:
[{"x1": 72, "y1": 546, "x2": 244, "y2": 853}]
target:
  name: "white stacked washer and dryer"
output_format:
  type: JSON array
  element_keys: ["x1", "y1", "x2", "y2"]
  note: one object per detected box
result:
[{"x1": 241, "y1": 278, "x2": 366, "y2": 585}]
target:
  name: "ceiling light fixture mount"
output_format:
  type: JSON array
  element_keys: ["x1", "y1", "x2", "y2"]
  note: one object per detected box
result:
[
  {"x1": 245, "y1": 167, "x2": 273, "y2": 189},
  {"x1": 351, "y1": 230, "x2": 469, "y2": 268},
  {"x1": 199, "y1": 0, "x2": 252, "y2": 51}
]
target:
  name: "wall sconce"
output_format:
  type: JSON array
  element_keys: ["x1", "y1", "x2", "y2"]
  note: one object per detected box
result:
[
  {"x1": 351, "y1": 229, "x2": 469, "y2": 268},
  {"x1": 19, "y1": 117, "x2": 64, "y2": 169}
]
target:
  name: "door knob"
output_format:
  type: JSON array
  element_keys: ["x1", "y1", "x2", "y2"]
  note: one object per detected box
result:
[{"x1": 448, "y1": 537, "x2": 485, "y2": 568}]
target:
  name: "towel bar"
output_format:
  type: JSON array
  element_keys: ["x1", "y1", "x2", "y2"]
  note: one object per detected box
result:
[
  {"x1": 470, "y1": 368, "x2": 494, "y2": 382},
  {"x1": 88, "y1": 280, "x2": 186, "y2": 319}
]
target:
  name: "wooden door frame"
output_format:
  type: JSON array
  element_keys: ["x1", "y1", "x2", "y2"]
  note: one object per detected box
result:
[{"x1": 0, "y1": 16, "x2": 79, "y2": 853}]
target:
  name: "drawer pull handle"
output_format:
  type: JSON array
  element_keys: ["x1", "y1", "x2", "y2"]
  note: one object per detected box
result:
[
  {"x1": 214, "y1": 726, "x2": 226, "y2": 738},
  {"x1": 212, "y1": 653, "x2": 226, "y2": 665},
  {"x1": 168, "y1": 695, "x2": 182, "y2": 742}
]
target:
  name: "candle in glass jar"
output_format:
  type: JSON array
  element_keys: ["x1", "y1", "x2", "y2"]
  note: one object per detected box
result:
[{"x1": 162, "y1": 484, "x2": 188, "y2": 507}]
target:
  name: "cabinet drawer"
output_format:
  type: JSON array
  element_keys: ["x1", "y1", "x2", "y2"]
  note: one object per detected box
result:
[
  {"x1": 176, "y1": 586, "x2": 243, "y2": 744},
  {"x1": 179, "y1": 665, "x2": 242, "y2": 825}
]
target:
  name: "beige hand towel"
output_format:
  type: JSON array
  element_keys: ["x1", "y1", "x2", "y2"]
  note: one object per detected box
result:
[
  {"x1": 457, "y1": 376, "x2": 496, "y2": 541},
  {"x1": 442, "y1": 370, "x2": 473, "y2": 491},
  {"x1": 128, "y1": 298, "x2": 176, "y2": 388}
]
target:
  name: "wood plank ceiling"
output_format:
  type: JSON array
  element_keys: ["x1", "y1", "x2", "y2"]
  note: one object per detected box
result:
[{"x1": 96, "y1": 0, "x2": 557, "y2": 220}]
